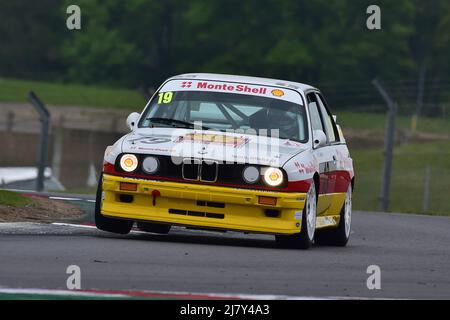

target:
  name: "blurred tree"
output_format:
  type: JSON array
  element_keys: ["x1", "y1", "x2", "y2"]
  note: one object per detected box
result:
[
  {"x1": 62, "y1": 0, "x2": 188, "y2": 86},
  {"x1": 175, "y1": 0, "x2": 418, "y2": 110},
  {"x1": 0, "y1": 0, "x2": 66, "y2": 80},
  {"x1": 179, "y1": 0, "x2": 416, "y2": 84},
  {"x1": 1, "y1": 0, "x2": 448, "y2": 109}
]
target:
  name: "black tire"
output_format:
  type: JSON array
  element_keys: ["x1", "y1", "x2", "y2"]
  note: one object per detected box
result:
[
  {"x1": 276, "y1": 183, "x2": 317, "y2": 249},
  {"x1": 314, "y1": 185, "x2": 352, "y2": 246},
  {"x1": 136, "y1": 222, "x2": 171, "y2": 234},
  {"x1": 95, "y1": 175, "x2": 133, "y2": 235}
]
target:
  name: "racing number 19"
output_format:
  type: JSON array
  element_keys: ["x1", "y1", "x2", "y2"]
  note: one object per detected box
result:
[{"x1": 157, "y1": 92, "x2": 173, "y2": 104}]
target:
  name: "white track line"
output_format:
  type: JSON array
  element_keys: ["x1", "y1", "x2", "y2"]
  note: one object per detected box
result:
[
  {"x1": 51, "y1": 222, "x2": 148, "y2": 234},
  {"x1": 49, "y1": 196, "x2": 83, "y2": 201},
  {"x1": 0, "y1": 287, "x2": 353, "y2": 300},
  {"x1": 0, "y1": 288, "x2": 127, "y2": 298},
  {"x1": 52, "y1": 222, "x2": 97, "y2": 229}
]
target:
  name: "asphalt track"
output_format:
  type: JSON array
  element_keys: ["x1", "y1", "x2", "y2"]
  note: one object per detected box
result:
[{"x1": 0, "y1": 195, "x2": 450, "y2": 299}]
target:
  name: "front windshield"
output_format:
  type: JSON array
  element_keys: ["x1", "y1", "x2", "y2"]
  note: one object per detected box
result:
[{"x1": 139, "y1": 88, "x2": 308, "y2": 142}]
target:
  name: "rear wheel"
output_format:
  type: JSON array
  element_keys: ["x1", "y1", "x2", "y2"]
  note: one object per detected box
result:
[
  {"x1": 314, "y1": 184, "x2": 352, "y2": 246},
  {"x1": 95, "y1": 175, "x2": 133, "y2": 234},
  {"x1": 276, "y1": 182, "x2": 317, "y2": 249},
  {"x1": 137, "y1": 222, "x2": 171, "y2": 234}
]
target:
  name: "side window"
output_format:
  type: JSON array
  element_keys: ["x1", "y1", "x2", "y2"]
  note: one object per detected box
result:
[
  {"x1": 306, "y1": 93, "x2": 324, "y2": 132},
  {"x1": 316, "y1": 93, "x2": 340, "y2": 143}
]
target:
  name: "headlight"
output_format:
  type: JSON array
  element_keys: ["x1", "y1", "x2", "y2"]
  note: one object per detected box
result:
[
  {"x1": 120, "y1": 154, "x2": 138, "y2": 172},
  {"x1": 142, "y1": 156, "x2": 159, "y2": 174},
  {"x1": 243, "y1": 166, "x2": 260, "y2": 184},
  {"x1": 263, "y1": 167, "x2": 284, "y2": 187}
]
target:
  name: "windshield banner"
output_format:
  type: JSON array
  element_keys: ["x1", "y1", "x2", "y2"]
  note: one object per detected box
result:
[{"x1": 160, "y1": 79, "x2": 303, "y2": 105}]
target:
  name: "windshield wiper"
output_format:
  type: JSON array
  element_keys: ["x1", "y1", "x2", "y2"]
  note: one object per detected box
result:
[{"x1": 146, "y1": 117, "x2": 210, "y2": 130}]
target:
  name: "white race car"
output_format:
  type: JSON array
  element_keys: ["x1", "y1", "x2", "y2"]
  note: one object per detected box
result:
[{"x1": 96, "y1": 73, "x2": 354, "y2": 249}]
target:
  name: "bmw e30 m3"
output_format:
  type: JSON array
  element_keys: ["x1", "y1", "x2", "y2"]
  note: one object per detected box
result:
[{"x1": 96, "y1": 73, "x2": 354, "y2": 249}]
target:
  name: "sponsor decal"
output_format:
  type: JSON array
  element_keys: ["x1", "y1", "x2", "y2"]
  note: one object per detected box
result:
[
  {"x1": 271, "y1": 89, "x2": 284, "y2": 97},
  {"x1": 129, "y1": 135, "x2": 172, "y2": 144},
  {"x1": 283, "y1": 140, "x2": 304, "y2": 148},
  {"x1": 295, "y1": 161, "x2": 315, "y2": 174},
  {"x1": 194, "y1": 81, "x2": 268, "y2": 95},
  {"x1": 165, "y1": 79, "x2": 304, "y2": 105},
  {"x1": 137, "y1": 147, "x2": 173, "y2": 153},
  {"x1": 175, "y1": 133, "x2": 249, "y2": 148}
]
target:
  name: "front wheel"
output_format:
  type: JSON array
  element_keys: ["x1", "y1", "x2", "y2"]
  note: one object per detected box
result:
[
  {"x1": 276, "y1": 182, "x2": 317, "y2": 249},
  {"x1": 314, "y1": 184, "x2": 352, "y2": 246},
  {"x1": 95, "y1": 175, "x2": 133, "y2": 235}
]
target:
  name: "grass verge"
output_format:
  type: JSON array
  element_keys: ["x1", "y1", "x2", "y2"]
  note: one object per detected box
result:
[
  {"x1": 0, "y1": 78, "x2": 146, "y2": 109},
  {"x1": 352, "y1": 141, "x2": 450, "y2": 215},
  {"x1": 339, "y1": 111, "x2": 450, "y2": 135},
  {"x1": 0, "y1": 190, "x2": 32, "y2": 207}
]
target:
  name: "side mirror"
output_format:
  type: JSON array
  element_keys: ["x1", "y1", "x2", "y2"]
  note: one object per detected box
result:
[
  {"x1": 126, "y1": 112, "x2": 140, "y2": 131},
  {"x1": 313, "y1": 130, "x2": 327, "y2": 148},
  {"x1": 332, "y1": 114, "x2": 337, "y2": 122}
]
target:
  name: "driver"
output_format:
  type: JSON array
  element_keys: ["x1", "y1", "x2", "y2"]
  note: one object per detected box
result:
[{"x1": 268, "y1": 106, "x2": 299, "y2": 139}]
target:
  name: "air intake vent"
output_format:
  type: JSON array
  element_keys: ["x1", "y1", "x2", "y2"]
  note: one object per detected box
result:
[
  {"x1": 168, "y1": 208, "x2": 224, "y2": 219},
  {"x1": 196, "y1": 201, "x2": 225, "y2": 208}
]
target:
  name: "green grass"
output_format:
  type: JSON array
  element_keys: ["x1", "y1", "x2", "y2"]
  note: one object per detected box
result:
[
  {"x1": 0, "y1": 190, "x2": 32, "y2": 207},
  {"x1": 340, "y1": 111, "x2": 450, "y2": 215},
  {"x1": 338, "y1": 111, "x2": 450, "y2": 135},
  {"x1": 0, "y1": 78, "x2": 146, "y2": 109},
  {"x1": 352, "y1": 141, "x2": 450, "y2": 215},
  {"x1": 1, "y1": 77, "x2": 449, "y2": 135}
]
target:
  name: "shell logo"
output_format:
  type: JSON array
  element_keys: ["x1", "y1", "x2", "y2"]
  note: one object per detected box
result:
[
  {"x1": 271, "y1": 89, "x2": 284, "y2": 97},
  {"x1": 269, "y1": 171, "x2": 280, "y2": 181}
]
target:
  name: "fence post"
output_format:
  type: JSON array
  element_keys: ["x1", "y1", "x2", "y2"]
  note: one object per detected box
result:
[
  {"x1": 138, "y1": 85, "x2": 155, "y2": 101},
  {"x1": 111, "y1": 117, "x2": 118, "y2": 132},
  {"x1": 6, "y1": 112, "x2": 15, "y2": 132},
  {"x1": 51, "y1": 116, "x2": 65, "y2": 181},
  {"x1": 372, "y1": 79, "x2": 398, "y2": 212},
  {"x1": 423, "y1": 166, "x2": 431, "y2": 213},
  {"x1": 28, "y1": 91, "x2": 51, "y2": 191}
]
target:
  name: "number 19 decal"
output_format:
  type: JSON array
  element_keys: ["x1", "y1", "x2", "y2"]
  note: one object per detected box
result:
[{"x1": 157, "y1": 92, "x2": 173, "y2": 104}]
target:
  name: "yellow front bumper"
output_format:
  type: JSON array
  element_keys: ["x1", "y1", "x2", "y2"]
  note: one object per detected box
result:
[{"x1": 101, "y1": 174, "x2": 307, "y2": 235}]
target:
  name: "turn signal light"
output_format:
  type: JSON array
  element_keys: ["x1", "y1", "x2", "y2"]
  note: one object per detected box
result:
[
  {"x1": 258, "y1": 196, "x2": 277, "y2": 206},
  {"x1": 120, "y1": 182, "x2": 137, "y2": 191}
]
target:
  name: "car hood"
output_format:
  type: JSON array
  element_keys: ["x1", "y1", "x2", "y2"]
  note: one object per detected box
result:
[{"x1": 121, "y1": 128, "x2": 307, "y2": 167}]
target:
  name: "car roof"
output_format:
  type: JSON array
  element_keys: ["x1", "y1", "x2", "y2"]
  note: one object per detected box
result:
[{"x1": 169, "y1": 73, "x2": 318, "y2": 93}]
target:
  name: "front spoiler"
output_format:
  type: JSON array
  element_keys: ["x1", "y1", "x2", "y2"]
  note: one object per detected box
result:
[{"x1": 100, "y1": 174, "x2": 308, "y2": 235}]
